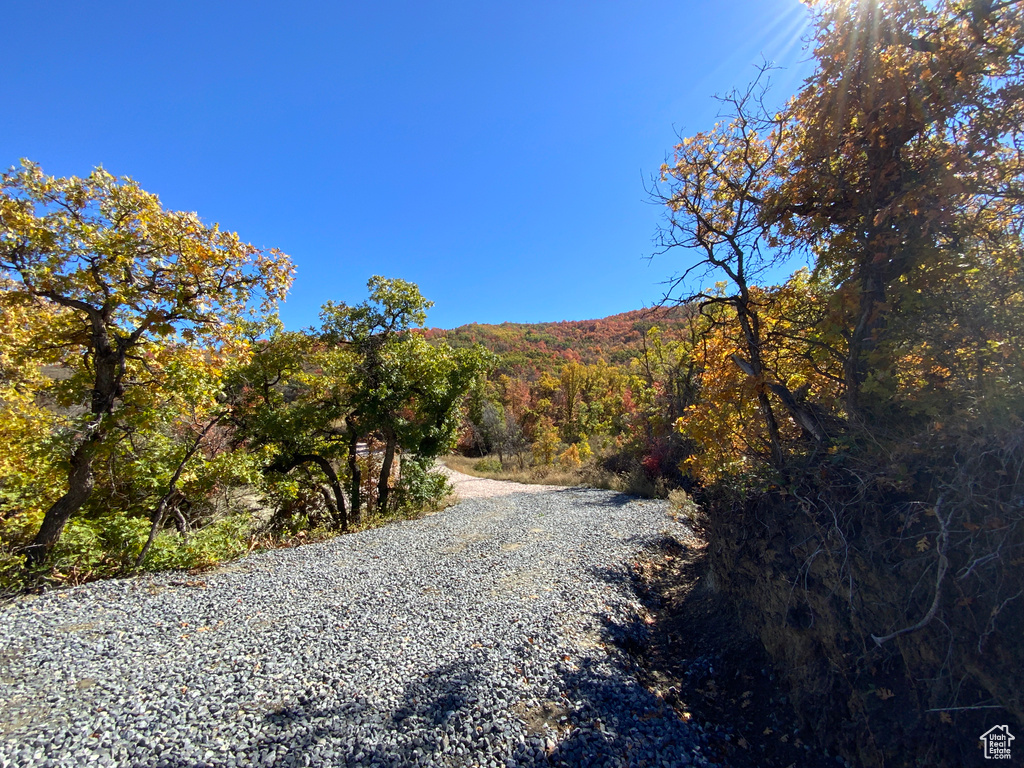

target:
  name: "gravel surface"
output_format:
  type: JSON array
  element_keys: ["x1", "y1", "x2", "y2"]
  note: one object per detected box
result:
[
  {"x1": 435, "y1": 466, "x2": 567, "y2": 500},
  {"x1": 0, "y1": 487, "x2": 707, "y2": 767}
]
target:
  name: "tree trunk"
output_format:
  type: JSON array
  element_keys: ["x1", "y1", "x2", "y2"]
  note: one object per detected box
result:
[
  {"x1": 25, "y1": 438, "x2": 98, "y2": 565},
  {"x1": 317, "y1": 484, "x2": 338, "y2": 522},
  {"x1": 136, "y1": 418, "x2": 220, "y2": 567},
  {"x1": 27, "y1": 326, "x2": 125, "y2": 566},
  {"x1": 733, "y1": 354, "x2": 832, "y2": 445},
  {"x1": 136, "y1": 491, "x2": 185, "y2": 567},
  {"x1": 844, "y1": 250, "x2": 890, "y2": 421},
  {"x1": 315, "y1": 457, "x2": 348, "y2": 532},
  {"x1": 734, "y1": 298, "x2": 785, "y2": 472},
  {"x1": 172, "y1": 507, "x2": 190, "y2": 538},
  {"x1": 348, "y1": 433, "x2": 362, "y2": 526},
  {"x1": 377, "y1": 431, "x2": 398, "y2": 514},
  {"x1": 290, "y1": 454, "x2": 348, "y2": 531}
]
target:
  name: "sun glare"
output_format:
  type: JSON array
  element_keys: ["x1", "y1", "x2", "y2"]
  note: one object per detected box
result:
[{"x1": 684, "y1": 1, "x2": 813, "y2": 106}]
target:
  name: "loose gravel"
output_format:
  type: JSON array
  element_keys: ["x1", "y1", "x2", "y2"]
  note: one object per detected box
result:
[{"x1": 0, "y1": 487, "x2": 708, "y2": 767}]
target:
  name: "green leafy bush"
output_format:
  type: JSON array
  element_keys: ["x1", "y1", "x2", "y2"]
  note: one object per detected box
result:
[
  {"x1": 394, "y1": 456, "x2": 452, "y2": 513},
  {"x1": 472, "y1": 457, "x2": 503, "y2": 473},
  {"x1": 140, "y1": 515, "x2": 253, "y2": 571}
]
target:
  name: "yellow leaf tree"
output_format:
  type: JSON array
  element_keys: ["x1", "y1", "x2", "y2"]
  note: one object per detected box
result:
[
  {"x1": 0, "y1": 161, "x2": 293, "y2": 563},
  {"x1": 768, "y1": 0, "x2": 1024, "y2": 420}
]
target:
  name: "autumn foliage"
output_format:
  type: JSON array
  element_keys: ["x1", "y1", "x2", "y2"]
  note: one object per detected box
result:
[
  {"x1": 0, "y1": 2, "x2": 1020, "y2": 762},
  {"x1": 0, "y1": 167, "x2": 485, "y2": 588},
  {"x1": 646, "y1": 2, "x2": 1024, "y2": 765}
]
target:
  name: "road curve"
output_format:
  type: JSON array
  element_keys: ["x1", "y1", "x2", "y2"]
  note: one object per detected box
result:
[{"x1": 435, "y1": 465, "x2": 567, "y2": 500}]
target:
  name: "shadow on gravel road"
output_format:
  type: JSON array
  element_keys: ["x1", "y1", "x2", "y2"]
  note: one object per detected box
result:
[
  {"x1": 149, "y1": 550, "x2": 714, "y2": 768},
  {"x1": 581, "y1": 492, "x2": 636, "y2": 509},
  {"x1": 522, "y1": 657, "x2": 703, "y2": 768},
  {"x1": 147, "y1": 652, "x2": 700, "y2": 767},
  {"x1": 148, "y1": 640, "x2": 703, "y2": 768}
]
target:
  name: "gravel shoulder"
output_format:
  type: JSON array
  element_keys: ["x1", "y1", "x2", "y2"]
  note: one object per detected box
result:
[{"x1": 0, "y1": 486, "x2": 704, "y2": 768}]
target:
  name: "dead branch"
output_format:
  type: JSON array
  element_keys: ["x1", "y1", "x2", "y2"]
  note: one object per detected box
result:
[{"x1": 872, "y1": 495, "x2": 949, "y2": 646}]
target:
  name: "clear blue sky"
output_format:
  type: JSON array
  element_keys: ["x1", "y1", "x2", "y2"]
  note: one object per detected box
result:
[{"x1": 2, "y1": 0, "x2": 813, "y2": 330}]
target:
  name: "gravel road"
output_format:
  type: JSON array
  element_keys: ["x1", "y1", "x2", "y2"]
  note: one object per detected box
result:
[
  {"x1": 0, "y1": 482, "x2": 705, "y2": 768},
  {"x1": 434, "y1": 466, "x2": 567, "y2": 500}
]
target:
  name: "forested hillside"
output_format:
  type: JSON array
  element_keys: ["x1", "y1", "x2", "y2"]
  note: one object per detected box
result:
[{"x1": 423, "y1": 306, "x2": 692, "y2": 370}]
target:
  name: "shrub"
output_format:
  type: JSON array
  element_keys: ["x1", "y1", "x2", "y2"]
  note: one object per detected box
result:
[
  {"x1": 667, "y1": 488, "x2": 700, "y2": 525},
  {"x1": 559, "y1": 444, "x2": 581, "y2": 469},
  {"x1": 0, "y1": 551, "x2": 26, "y2": 596},
  {"x1": 141, "y1": 515, "x2": 253, "y2": 571},
  {"x1": 394, "y1": 456, "x2": 453, "y2": 513},
  {"x1": 576, "y1": 436, "x2": 593, "y2": 462},
  {"x1": 532, "y1": 418, "x2": 560, "y2": 465},
  {"x1": 473, "y1": 457, "x2": 503, "y2": 474}
]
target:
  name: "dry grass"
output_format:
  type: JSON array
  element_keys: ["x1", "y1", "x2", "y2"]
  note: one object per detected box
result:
[{"x1": 442, "y1": 454, "x2": 588, "y2": 487}]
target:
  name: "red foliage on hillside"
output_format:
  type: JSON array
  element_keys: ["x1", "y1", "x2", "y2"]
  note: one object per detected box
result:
[{"x1": 422, "y1": 306, "x2": 692, "y2": 375}]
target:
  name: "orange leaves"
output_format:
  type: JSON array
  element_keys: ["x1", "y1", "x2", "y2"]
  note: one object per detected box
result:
[{"x1": 673, "y1": 322, "x2": 757, "y2": 484}]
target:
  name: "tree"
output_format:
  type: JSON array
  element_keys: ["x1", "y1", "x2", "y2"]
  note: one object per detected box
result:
[
  {"x1": 532, "y1": 417, "x2": 560, "y2": 466},
  {"x1": 768, "y1": 0, "x2": 1024, "y2": 421},
  {"x1": 0, "y1": 161, "x2": 293, "y2": 562},
  {"x1": 227, "y1": 322, "x2": 354, "y2": 531},
  {"x1": 652, "y1": 73, "x2": 827, "y2": 471},
  {"x1": 320, "y1": 277, "x2": 433, "y2": 518},
  {"x1": 320, "y1": 277, "x2": 490, "y2": 518},
  {"x1": 479, "y1": 401, "x2": 507, "y2": 462},
  {"x1": 392, "y1": 333, "x2": 492, "y2": 466},
  {"x1": 650, "y1": 4, "x2": 1024, "y2": 760},
  {"x1": 320, "y1": 276, "x2": 432, "y2": 345}
]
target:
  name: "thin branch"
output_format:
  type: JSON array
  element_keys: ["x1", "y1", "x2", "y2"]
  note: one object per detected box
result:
[{"x1": 872, "y1": 495, "x2": 949, "y2": 646}]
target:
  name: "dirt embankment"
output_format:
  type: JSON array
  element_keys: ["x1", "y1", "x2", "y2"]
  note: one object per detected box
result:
[
  {"x1": 628, "y1": 535, "x2": 846, "y2": 768},
  {"x1": 694, "y1": 429, "x2": 1024, "y2": 768}
]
